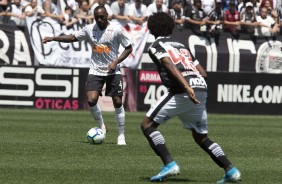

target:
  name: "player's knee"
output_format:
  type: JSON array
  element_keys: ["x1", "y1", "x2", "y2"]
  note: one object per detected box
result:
[
  {"x1": 141, "y1": 117, "x2": 158, "y2": 132},
  {"x1": 192, "y1": 131, "x2": 207, "y2": 146},
  {"x1": 112, "y1": 96, "x2": 122, "y2": 108},
  {"x1": 141, "y1": 117, "x2": 151, "y2": 130},
  {"x1": 87, "y1": 91, "x2": 99, "y2": 106},
  {"x1": 113, "y1": 102, "x2": 122, "y2": 108},
  {"x1": 88, "y1": 101, "x2": 97, "y2": 107}
]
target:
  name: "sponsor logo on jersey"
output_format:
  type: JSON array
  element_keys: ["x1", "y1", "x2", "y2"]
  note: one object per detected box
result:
[
  {"x1": 93, "y1": 45, "x2": 110, "y2": 53},
  {"x1": 189, "y1": 77, "x2": 207, "y2": 89}
]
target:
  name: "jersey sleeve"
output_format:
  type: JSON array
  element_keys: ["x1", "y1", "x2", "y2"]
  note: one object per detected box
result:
[
  {"x1": 270, "y1": 17, "x2": 276, "y2": 26},
  {"x1": 193, "y1": 59, "x2": 200, "y2": 66},
  {"x1": 148, "y1": 41, "x2": 170, "y2": 60}
]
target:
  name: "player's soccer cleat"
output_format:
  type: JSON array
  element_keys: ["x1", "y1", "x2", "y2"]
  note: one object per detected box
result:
[
  {"x1": 117, "y1": 134, "x2": 126, "y2": 145},
  {"x1": 217, "y1": 167, "x2": 241, "y2": 183},
  {"x1": 150, "y1": 161, "x2": 180, "y2": 182}
]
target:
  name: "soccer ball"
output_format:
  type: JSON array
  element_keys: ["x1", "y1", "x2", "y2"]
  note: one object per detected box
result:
[{"x1": 86, "y1": 127, "x2": 106, "y2": 144}]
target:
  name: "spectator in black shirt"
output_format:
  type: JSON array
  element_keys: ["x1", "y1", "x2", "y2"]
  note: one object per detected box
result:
[
  {"x1": 206, "y1": 0, "x2": 225, "y2": 44},
  {"x1": 185, "y1": 0, "x2": 208, "y2": 36},
  {"x1": 168, "y1": 0, "x2": 185, "y2": 30}
]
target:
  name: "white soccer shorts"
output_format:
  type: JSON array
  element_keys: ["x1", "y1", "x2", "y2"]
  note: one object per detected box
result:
[{"x1": 146, "y1": 91, "x2": 208, "y2": 134}]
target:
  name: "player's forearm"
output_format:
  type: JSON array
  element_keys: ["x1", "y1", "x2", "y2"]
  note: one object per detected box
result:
[
  {"x1": 186, "y1": 18, "x2": 205, "y2": 25},
  {"x1": 6, "y1": 12, "x2": 19, "y2": 17},
  {"x1": 195, "y1": 64, "x2": 207, "y2": 79},
  {"x1": 114, "y1": 45, "x2": 132, "y2": 64},
  {"x1": 162, "y1": 57, "x2": 190, "y2": 90},
  {"x1": 224, "y1": 20, "x2": 240, "y2": 26},
  {"x1": 114, "y1": 14, "x2": 129, "y2": 21},
  {"x1": 42, "y1": 35, "x2": 78, "y2": 44},
  {"x1": 52, "y1": 35, "x2": 78, "y2": 42}
]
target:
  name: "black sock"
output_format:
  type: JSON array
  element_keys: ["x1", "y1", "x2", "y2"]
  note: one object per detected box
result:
[
  {"x1": 201, "y1": 138, "x2": 232, "y2": 170},
  {"x1": 143, "y1": 127, "x2": 173, "y2": 165}
]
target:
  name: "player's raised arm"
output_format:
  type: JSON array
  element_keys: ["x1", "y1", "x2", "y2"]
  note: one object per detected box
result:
[{"x1": 42, "y1": 34, "x2": 78, "y2": 44}]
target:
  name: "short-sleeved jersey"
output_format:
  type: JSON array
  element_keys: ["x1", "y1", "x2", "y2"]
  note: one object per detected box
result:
[
  {"x1": 148, "y1": 36, "x2": 207, "y2": 92},
  {"x1": 75, "y1": 22, "x2": 131, "y2": 76},
  {"x1": 146, "y1": 3, "x2": 168, "y2": 16},
  {"x1": 128, "y1": 3, "x2": 147, "y2": 18},
  {"x1": 208, "y1": 9, "x2": 224, "y2": 21},
  {"x1": 185, "y1": 6, "x2": 207, "y2": 31},
  {"x1": 241, "y1": 10, "x2": 256, "y2": 23},
  {"x1": 224, "y1": 10, "x2": 240, "y2": 22},
  {"x1": 168, "y1": 8, "x2": 185, "y2": 20},
  {"x1": 111, "y1": 1, "x2": 130, "y2": 26}
]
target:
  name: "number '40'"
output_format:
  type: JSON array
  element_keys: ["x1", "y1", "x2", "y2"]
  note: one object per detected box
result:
[{"x1": 144, "y1": 85, "x2": 168, "y2": 107}]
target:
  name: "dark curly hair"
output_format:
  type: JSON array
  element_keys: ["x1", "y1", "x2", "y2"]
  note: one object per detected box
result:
[{"x1": 147, "y1": 12, "x2": 175, "y2": 38}]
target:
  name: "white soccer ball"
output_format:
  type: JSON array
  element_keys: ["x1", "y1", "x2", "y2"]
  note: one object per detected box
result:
[{"x1": 86, "y1": 127, "x2": 106, "y2": 144}]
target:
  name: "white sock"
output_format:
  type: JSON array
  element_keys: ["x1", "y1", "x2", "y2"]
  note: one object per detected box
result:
[
  {"x1": 90, "y1": 105, "x2": 105, "y2": 129},
  {"x1": 115, "y1": 105, "x2": 125, "y2": 136}
]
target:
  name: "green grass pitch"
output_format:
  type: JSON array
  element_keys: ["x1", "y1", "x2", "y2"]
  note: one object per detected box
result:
[{"x1": 0, "y1": 108, "x2": 282, "y2": 184}]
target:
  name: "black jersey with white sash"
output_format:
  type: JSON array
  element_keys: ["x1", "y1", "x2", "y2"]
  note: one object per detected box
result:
[{"x1": 148, "y1": 36, "x2": 207, "y2": 92}]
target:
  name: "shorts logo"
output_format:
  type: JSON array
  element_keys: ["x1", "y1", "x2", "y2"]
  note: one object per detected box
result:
[{"x1": 256, "y1": 41, "x2": 282, "y2": 73}]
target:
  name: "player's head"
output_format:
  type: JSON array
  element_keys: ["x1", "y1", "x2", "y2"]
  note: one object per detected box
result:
[
  {"x1": 147, "y1": 12, "x2": 175, "y2": 38},
  {"x1": 94, "y1": 5, "x2": 108, "y2": 30}
]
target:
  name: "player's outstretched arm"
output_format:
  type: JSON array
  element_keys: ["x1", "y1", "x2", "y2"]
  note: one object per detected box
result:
[
  {"x1": 161, "y1": 57, "x2": 200, "y2": 105},
  {"x1": 42, "y1": 35, "x2": 78, "y2": 44}
]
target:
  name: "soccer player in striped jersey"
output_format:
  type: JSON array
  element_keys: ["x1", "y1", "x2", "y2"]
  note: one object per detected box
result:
[
  {"x1": 141, "y1": 12, "x2": 241, "y2": 183},
  {"x1": 43, "y1": 5, "x2": 132, "y2": 145}
]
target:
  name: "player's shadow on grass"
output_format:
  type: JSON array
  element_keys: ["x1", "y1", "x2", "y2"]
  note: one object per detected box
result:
[
  {"x1": 80, "y1": 140, "x2": 117, "y2": 145},
  {"x1": 140, "y1": 177, "x2": 196, "y2": 182}
]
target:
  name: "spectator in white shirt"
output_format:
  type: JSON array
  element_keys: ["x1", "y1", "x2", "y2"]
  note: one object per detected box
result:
[
  {"x1": 146, "y1": 0, "x2": 168, "y2": 16},
  {"x1": 63, "y1": 5, "x2": 78, "y2": 28},
  {"x1": 43, "y1": 0, "x2": 64, "y2": 23},
  {"x1": 90, "y1": 0, "x2": 113, "y2": 19},
  {"x1": 128, "y1": 0, "x2": 147, "y2": 25},
  {"x1": 63, "y1": 0, "x2": 79, "y2": 13},
  {"x1": 76, "y1": 0, "x2": 93, "y2": 25},
  {"x1": 25, "y1": 0, "x2": 45, "y2": 17},
  {"x1": 256, "y1": 6, "x2": 278, "y2": 36},
  {"x1": 111, "y1": 0, "x2": 131, "y2": 26},
  {"x1": 201, "y1": 0, "x2": 214, "y2": 15},
  {"x1": 21, "y1": 0, "x2": 32, "y2": 10},
  {"x1": 6, "y1": 0, "x2": 26, "y2": 26}
]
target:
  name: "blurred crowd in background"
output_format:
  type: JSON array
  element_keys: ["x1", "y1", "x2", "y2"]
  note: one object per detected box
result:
[{"x1": 0, "y1": 0, "x2": 281, "y2": 41}]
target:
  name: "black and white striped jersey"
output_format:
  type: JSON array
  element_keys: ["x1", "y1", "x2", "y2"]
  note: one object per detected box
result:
[{"x1": 148, "y1": 36, "x2": 207, "y2": 92}]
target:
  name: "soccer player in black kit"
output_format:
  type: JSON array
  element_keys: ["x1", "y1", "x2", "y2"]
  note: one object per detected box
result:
[{"x1": 140, "y1": 12, "x2": 241, "y2": 183}]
